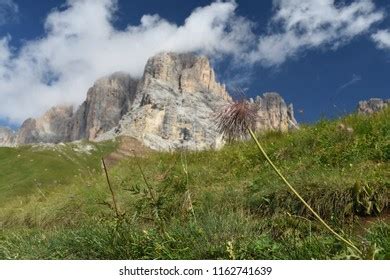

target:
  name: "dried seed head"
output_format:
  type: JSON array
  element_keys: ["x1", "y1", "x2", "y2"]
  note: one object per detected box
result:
[{"x1": 216, "y1": 99, "x2": 258, "y2": 142}]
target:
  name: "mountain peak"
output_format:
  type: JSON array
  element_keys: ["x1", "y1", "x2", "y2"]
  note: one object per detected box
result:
[
  {"x1": 358, "y1": 98, "x2": 389, "y2": 115},
  {"x1": 141, "y1": 52, "x2": 230, "y2": 100},
  {"x1": 0, "y1": 52, "x2": 297, "y2": 150}
]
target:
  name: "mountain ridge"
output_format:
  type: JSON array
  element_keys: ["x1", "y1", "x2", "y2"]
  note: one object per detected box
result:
[{"x1": 0, "y1": 52, "x2": 298, "y2": 150}]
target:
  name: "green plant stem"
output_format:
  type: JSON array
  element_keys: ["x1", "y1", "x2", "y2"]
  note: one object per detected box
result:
[
  {"x1": 131, "y1": 150, "x2": 157, "y2": 204},
  {"x1": 247, "y1": 128, "x2": 362, "y2": 255},
  {"x1": 131, "y1": 150, "x2": 167, "y2": 235},
  {"x1": 101, "y1": 157, "x2": 121, "y2": 219}
]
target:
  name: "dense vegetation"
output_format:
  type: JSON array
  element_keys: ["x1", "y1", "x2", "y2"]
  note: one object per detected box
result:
[{"x1": 0, "y1": 109, "x2": 389, "y2": 259}]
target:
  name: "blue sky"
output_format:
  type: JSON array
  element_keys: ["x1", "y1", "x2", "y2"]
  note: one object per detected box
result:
[{"x1": 0, "y1": 0, "x2": 389, "y2": 128}]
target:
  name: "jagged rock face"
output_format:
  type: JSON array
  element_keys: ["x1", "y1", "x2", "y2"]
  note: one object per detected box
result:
[
  {"x1": 9, "y1": 72, "x2": 139, "y2": 145},
  {"x1": 252, "y1": 92, "x2": 298, "y2": 132},
  {"x1": 105, "y1": 53, "x2": 229, "y2": 150},
  {"x1": 100, "y1": 53, "x2": 297, "y2": 151},
  {"x1": 0, "y1": 127, "x2": 15, "y2": 147},
  {"x1": 1, "y1": 52, "x2": 298, "y2": 150},
  {"x1": 72, "y1": 72, "x2": 139, "y2": 140},
  {"x1": 16, "y1": 105, "x2": 74, "y2": 144},
  {"x1": 357, "y1": 98, "x2": 389, "y2": 115},
  {"x1": 138, "y1": 52, "x2": 230, "y2": 104}
]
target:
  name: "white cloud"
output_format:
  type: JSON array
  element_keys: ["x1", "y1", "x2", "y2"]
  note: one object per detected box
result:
[
  {"x1": 0, "y1": 0, "x2": 385, "y2": 124},
  {"x1": 248, "y1": 0, "x2": 384, "y2": 66},
  {"x1": 0, "y1": 0, "x2": 254, "y2": 123},
  {"x1": 0, "y1": 0, "x2": 18, "y2": 25},
  {"x1": 372, "y1": 29, "x2": 390, "y2": 49},
  {"x1": 336, "y1": 73, "x2": 361, "y2": 93}
]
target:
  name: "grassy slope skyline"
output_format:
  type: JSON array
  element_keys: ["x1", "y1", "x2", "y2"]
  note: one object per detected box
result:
[{"x1": 0, "y1": 108, "x2": 389, "y2": 259}]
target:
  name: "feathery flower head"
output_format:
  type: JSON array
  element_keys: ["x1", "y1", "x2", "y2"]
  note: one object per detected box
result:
[{"x1": 216, "y1": 99, "x2": 258, "y2": 141}]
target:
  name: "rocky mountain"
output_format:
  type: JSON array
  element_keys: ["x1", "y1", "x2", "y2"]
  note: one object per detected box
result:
[
  {"x1": 16, "y1": 105, "x2": 74, "y2": 144},
  {"x1": 0, "y1": 52, "x2": 298, "y2": 150},
  {"x1": 250, "y1": 93, "x2": 298, "y2": 132},
  {"x1": 71, "y1": 72, "x2": 139, "y2": 141},
  {"x1": 1, "y1": 73, "x2": 139, "y2": 146},
  {"x1": 0, "y1": 127, "x2": 15, "y2": 147},
  {"x1": 358, "y1": 98, "x2": 389, "y2": 115},
  {"x1": 97, "y1": 53, "x2": 234, "y2": 150}
]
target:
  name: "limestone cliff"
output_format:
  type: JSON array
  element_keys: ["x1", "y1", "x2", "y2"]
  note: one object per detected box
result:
[
  {"x1": 357, "y1": 98, "x2": 389, "y2": 115},
  {"x1": 0, "y1": 52, "x2": 298, "y2": 150},
  {"x1": 16, "y1": 105, "x2": 74, "y2": 144},
  {"x1": 71, "y1": 72, "x2": 139, "y2": 141},
  {"x1": 252, "y1": 92, "x2": 298, "y2": 132},
  {"x1": 103, "y1": 53, "x2": 230, "y2": 150},
  {"x1": 138, "y1": 52, "x2": 230, "y2": 102},
  {"x1": 0, "y1": 127, "x2": 15, "y2": 147},
  {"x1": 1, "y1": 72, "x2": 138, "y2": 145}
]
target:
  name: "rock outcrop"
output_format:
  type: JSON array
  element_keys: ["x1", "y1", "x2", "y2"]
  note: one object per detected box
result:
[
  {"x1": 357, "y1": 98, "x2": 389, "y2": 115},
  {"x1": 139, "y1": 52, "x2": 230, "y2": 102},
  {"x1": 16, "y1": 105, "x2": 74, "y2": 144},
  {"x1": 103, "y1": 53, "x2": 231, "y2": 150},
  {"x1": 0, "y1": 127, "x2": 15, "y2": 147},
  {"x1": 71, "y1": 72, "x2": 139, "y2": 141},
  {"x1": 0, "y1": 52, "x2": 298, "y2": 150},
  {"x1": 251, "y1": 92, "x2": 298, "y2": 132},
  {"x1": 0, "y1": 73, "x2": 139, "y2": 145}
]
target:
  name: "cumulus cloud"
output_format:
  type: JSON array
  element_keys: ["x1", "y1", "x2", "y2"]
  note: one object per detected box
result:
[
  {"x1": 372, "y1": 29, "x2": 390, "y2": 49},
  {"x1": 0, "y1": 0, "x2": 385, "y2": 124},
  {"x1": 0, "y1": 0, "x2": 254, "y2": 123},
  {"x1": 0, "y1": 0, "x2": 18, "y2": 25},
  {"x1": 248, "y1": 0, "x2": 384, "y2": 66}
]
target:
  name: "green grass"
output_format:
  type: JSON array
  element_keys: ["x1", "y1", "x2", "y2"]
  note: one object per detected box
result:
[
  {"x1": 0, "y1": 140, "x2": 117, "y2": 205},
  {"x1": 0, "y1": 108, "x2": 389, "y2": 259}
]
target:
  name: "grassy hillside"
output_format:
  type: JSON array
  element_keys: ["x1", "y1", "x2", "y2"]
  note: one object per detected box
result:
[
  {"x1": 0, "y1": 109, "x2": 389, "y2": 259},
  {"x1": 0, "y1": 141, "x2": 117, "y2": 205}
]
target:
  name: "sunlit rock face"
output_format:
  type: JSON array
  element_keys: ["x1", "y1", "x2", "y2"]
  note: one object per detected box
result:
[
  {"x1": 105, "y1": 52, "x2": 231, "y2": 151},
  {"x1": 0, "y1": 127, "x2": 15, "y2": 147},
  {"x1": 16, "y1": 105, "x2": 74, "y2": 144},
  {"x1": 357, "y1": 98, "x2": 389, "y2": 115},
  {"x1": 1, "y1": 52, "x2": 298, "y2": 150},
  {"x1": 71, "y1": 72, "x2": 139, "y2": 141},
  {"x1": 251, "y1": 92, "x2": 298, "y2": 132},
  {"x1": 138, "y1": 52, "x2": 230, "y2": 102},
  {"x1": 8, "y1": 73, "x2": 139, "y2": 145}
]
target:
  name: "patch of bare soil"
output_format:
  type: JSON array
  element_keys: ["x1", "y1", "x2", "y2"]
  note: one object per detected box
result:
[
  {"x1": 103, "y1": 136, "x2": 152, "y2": 168},
  {"x1": 354, "y1": 208, "x2": 390, "y2": 236}
]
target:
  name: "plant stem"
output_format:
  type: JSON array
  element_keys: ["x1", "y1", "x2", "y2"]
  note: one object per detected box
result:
[
  {"x1": 101, "y1": 157, "x2": 121, "y2": 219},
  {"x1": 247, "y1": 128, "x2": 361, "y2": 255},
  {"x1": 131, "y1": 150, "x2": 157, "y2": 204},
  {"x1": 131, "y1": 150, "x2": 166, "y2": 235}
]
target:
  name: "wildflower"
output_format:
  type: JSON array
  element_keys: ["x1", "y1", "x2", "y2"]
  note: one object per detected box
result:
[
  {"x1": 216, "y1": 100, "x2": 257, "y2": 142},
  {"x1": 215, "y1": 98, "x2": 362, "y2": 255}
]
